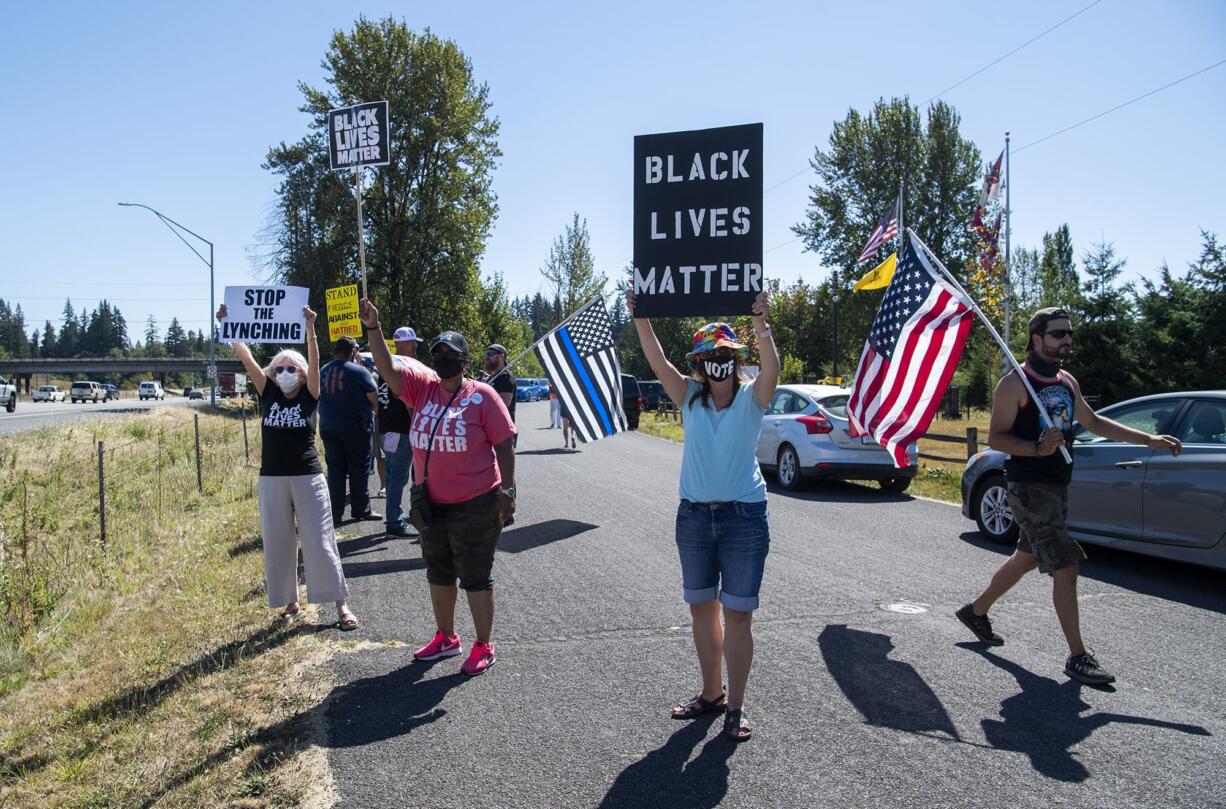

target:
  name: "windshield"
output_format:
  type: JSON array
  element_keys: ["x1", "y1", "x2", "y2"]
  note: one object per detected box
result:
[{"x1": 515, "y1": 378, "x2": 533, "y2": 386}]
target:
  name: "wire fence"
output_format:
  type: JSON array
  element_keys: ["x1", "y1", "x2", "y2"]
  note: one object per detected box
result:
[{"x1": 0, "y1": 402, "x2": 261, "y2": 635}]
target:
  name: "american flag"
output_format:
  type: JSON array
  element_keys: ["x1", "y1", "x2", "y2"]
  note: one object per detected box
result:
[
  {"x1": 534, "y1": 298, "x2": 627, "y2": 443},
  {"x1": 857, "y1": 198, "x2": 901, "y2": 264},
  {"x1": 847, "y1": 232, "x2": 975, "y2": 467}
]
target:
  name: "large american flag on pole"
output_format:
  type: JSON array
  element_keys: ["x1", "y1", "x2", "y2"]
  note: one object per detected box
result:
[
  {"x1": 856, "y1": 198, "x2": 901, "y2": 264},
  {"x1": 847, "y1": 231, "x2": 975, "y2": 467},
  {"x1": 534, "y1": 297, "x2": 627, "y2": 444}
]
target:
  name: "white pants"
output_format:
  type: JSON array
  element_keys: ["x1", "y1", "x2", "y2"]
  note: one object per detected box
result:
[
  {"x1": 258, "y1": 474, "x2": 349, "y2": 607},
  {"x1": 549, "y1": 399, "x2": 562, "y2": 428}
]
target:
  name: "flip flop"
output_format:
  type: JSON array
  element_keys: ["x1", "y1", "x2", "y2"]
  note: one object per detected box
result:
[
  {"x1": 279, "y1": 604, "x2": 302, "y2": 620},
  {"x1": 337, "y1": 613, "x2": 359, "y2": 631}
]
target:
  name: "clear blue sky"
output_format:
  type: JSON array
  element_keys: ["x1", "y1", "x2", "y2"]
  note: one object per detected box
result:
[{"x1": 1, "y1": 0, "x2": 1223, "y2": 339}]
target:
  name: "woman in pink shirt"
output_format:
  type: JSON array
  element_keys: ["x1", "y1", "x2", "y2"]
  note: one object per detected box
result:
[{"x1": 360, "y1": 300, "x2": 517, "y2": 676}]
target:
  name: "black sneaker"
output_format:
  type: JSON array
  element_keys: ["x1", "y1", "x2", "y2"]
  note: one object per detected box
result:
[
  {"x1": 1065, "y1": 651, "x2": 1115, "y2": 685},
  {"x1": 955, "y1": 603, "x2": 1004, "y2": 646}
]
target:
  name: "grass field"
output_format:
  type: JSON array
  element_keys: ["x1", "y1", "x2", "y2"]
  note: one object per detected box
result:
[
  {"x1": 637, "y1": 407, "x2": 992, "y2": 504},
  {"x1": 0, "y1": 404, "x2": 341, "y2": 808}
]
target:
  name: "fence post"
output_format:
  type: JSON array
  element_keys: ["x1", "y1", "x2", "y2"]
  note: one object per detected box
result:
[
  {"x1": 966, "y1": 427, "x2": 978, "y2": 459},
  {"x1": 97, "y1": 440, "x2": 107, "y2": 547},
  {"x1": 242, "y1": 397, "x2": 250, "y2": 464},
  {"x1": 194, "y1": 413, "x2": 203, "y2": 493}
]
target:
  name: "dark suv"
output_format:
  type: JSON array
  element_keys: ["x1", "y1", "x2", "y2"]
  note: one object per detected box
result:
[
  {"x1": 620, "y1": 374, "x2": 643, "y2": 430},
  {"x1": 637, "y1": 379, "x2": 669, "y2": 410}
]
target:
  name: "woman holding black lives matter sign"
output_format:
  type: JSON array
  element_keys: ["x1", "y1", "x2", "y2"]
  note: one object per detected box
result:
[
  {"x1": 216, "y1": 304, "x2": 358, "y2": 631},
  {"x1": 627, "y1": 287, "x2": 778, "y2": 743}
]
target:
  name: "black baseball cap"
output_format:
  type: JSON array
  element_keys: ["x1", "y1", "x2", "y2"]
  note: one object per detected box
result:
[
  {"x1": 1028, "y1": 307, "x2": 1071, "y2": 335},
  {"x1": 333, "y1": 335, "x2": 358, "y2": 354},
  {"x1": 431, "y1": 331, "x2": 470, "y2": 355}
]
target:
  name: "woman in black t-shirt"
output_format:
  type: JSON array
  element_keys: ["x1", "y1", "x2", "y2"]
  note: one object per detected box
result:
[{"x1": 217, "y1": 304, "x2": 357, "y2": 630}]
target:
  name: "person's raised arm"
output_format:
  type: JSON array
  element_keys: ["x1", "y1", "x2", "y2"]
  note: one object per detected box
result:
[
  {"x1": 358, "y1": 298, "x2": 401, "y2": 397},
  {"x1": 217, "y1": 304, "x2": 266, "y2": 396},
  {"x1": 1067, "y1": 373, "x2": 1182, "y2": 455},
  {"x1": 304, "y1": 306, "x2": 320, "y2": 399},
  {"x1": 750, "y1": 291, "x2": 779, "y2": 408},
  {"x1": 626, "y1": 287, "x2": 689, "y2": 407}
]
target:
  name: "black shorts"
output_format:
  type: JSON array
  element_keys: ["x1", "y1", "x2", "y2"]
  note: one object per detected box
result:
[{"x1": 420, "y1": 489, "x2": 502, "y2": 591}]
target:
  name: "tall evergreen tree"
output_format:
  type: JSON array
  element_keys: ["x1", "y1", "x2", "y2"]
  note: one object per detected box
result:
[
  {"x1": 1074, "y1": 241, "x2": 1136, "y2": 404},
  {"x1": 540, "y1": 213, "x2": 606, "y2": 317},
  {"x1": 57, "y1": 299, "x2": 79, "y2": 357},
  {"x1": 165, "y1": 317, "x2": 188, "y2": 357},
  {"x1": 40, "y1": 320, "x2": 56, "y2": 358}
]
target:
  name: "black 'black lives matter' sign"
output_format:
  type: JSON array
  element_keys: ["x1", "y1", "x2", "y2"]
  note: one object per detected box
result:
[
  {"x1": 632, "y1": 123, "x2": 763, "y2": 318},
  {"x1": 327, "y1": 100, "x2": 390, "y2": 170}
]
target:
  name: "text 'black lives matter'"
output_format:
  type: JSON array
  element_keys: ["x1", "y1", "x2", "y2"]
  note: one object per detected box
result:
[
  {"x1": 327, "y1": 100, "x2": 390, "y2": 170},
  {"x1": 633, "y1": 123, "x2": 763, "y2": 318}
]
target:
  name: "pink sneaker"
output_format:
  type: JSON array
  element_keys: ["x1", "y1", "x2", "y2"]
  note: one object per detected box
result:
[
  {"x1": 461, "y1": 640, "x2": 496, "y2": 676},
  {"x1": 413, "y1": 630, "x2": 462, "y2": 661}
]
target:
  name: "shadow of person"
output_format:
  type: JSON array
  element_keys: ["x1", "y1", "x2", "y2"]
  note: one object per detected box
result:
[
  {"x1": 325, "y1": 658, "x2": 468, "y2": 749},
  {"x1": 819, "y1": 625, "x2": 960, "y2": 740},
  {"x1": 598, "y1": 715, "x2": 733, "y2": 809},
  {"x1": 960, "y1": 643, "x2": 1211, "y2": 782}
]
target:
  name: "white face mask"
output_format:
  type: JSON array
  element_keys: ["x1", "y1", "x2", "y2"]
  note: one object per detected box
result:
[{"x1": 275, "y1": 372, "x2": 301, "y2": 394}]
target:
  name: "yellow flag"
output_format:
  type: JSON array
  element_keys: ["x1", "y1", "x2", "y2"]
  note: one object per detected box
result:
[{"x1": 852, "y1": 252, "x2": 897, "y2": 292}]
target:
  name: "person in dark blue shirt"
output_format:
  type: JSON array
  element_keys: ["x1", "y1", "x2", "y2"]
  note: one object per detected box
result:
[{"x1": 319, "y1": 336, "x2": 380, "y2": 526}]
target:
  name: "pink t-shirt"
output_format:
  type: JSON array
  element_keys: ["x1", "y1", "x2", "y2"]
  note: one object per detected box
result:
[{"x1": 397, "y1": 360, "x2": 517, "y2": 504}]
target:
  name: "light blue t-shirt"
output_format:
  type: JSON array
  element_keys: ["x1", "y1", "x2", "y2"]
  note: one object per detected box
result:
[{"x1": 678, "y1": 378, "x2": 767, "y2": 503}]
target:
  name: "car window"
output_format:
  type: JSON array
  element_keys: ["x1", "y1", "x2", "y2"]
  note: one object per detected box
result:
[
  {"x1": 785, "y1": 393, "x2": 809, "y2": 414},
  {"x1": 819, "y1": 395, "x2": 850, "y2": 417},
  {"x1": 1175, "y1": 400, "x2": 1226, "y2": 445},
  {"x1": 1074, "y1": 399, "x2": 1186, "y2": 444},
  {"x1": 767, "y1": 390, "x2": 793, "y2": 414}
]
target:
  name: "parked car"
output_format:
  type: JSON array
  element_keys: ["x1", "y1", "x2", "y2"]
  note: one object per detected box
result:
[
  {"x1": 139, "y1": 381, "x2": 165, "y2": 400},
  {"x1": 637, "y1": 379, "x2": 669, "y2": 410},
  {"x1": 533, "y1": 378, "x2": 551, "y2": 400},
  {"x1": 756, "y1": 384, "x2": 917, "y2": 492},
  {"x1": 101, "y1": 384, "x2": 119, "y2": 401},
  {"x1": 70, "y1": 381, "x2": 103, "y2": 403},
  {"x1": 0, "y1": 376, "x2": 16, "y2": 412},
  {"x1": 515, "y1": 378, "x2": 541, "y2": 402},
  {"x1": 961, "y1": 390, "x2": 1226, "y2": 571},
  {"x1": 33, "y1": 385, "x2": 65, "y2": 402},
  {"x1": 620, "y1": 374, "x2": 642, "y2": 430}
]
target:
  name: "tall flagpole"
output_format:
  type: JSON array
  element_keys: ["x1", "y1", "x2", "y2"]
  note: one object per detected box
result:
[
  {"x1": 897, "y1": 178, "x2": 904, "y2": 253},
  {"x1": 1003, "y1": 132, "x2": 1012, "y2": 350},
  {"x1": 909, "y1": 228, "x2": 1072, "y2": 465}
]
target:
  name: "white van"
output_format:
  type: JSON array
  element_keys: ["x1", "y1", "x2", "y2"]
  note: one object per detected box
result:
[{"x1": 139, "y1": 381, "x2": 165, "y2": 401}]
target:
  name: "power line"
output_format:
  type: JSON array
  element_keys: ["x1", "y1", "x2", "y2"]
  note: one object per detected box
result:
[
  {"x1": 923, "y1": 0, "x2": 1105, "y2": 106},
  {"x1": 1015, "y1": 57, "x2": 1226, "y2": 153}
]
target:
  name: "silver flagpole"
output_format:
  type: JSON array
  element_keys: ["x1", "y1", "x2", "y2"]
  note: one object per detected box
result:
[
  {"x1": 1003, "y1": 133, "x2": 1012, "y2": 351},
  {"x1": 897, "y1": 178, "x2": 904, "y2": 251},
  {"x1": 908, "y1": 228, "x2": 1071, "y2": 465}
]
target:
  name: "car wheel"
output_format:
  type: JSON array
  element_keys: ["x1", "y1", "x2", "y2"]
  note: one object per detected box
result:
[
  {"x1": 776, "y1": 445, "x2": 805, "y2": 490},
  {"x1": 878, "y1": 477, "x2": 911, "y2": 493},
  {"x1": 974, "y1": 474, "x2": 1018, "y2": 544},
  {"x1": 6, "y1": 396, "x2": 15, "y2": 413}
]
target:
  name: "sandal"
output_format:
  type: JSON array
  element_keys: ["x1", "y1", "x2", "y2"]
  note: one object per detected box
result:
[
  {"x1": 337, "y1": 612, "x2": 359, "y2": 631},
  {"x1": 723, "y1": 709, "x2": 751, "y2": 742},
  {"x1": 671, "y1": 691, "x2": 727, "y2": 720},
  {"x1": 279, "y1": 603, "x2": 301, "y2": 620}
]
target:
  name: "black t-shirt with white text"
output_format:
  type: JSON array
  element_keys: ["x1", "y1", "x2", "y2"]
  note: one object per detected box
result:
[{"x1": 259, "y1": 382, "x2": 323, "y2": 476}]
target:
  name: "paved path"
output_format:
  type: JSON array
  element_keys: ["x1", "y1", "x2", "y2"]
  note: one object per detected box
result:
[{"x1": 325, "y1": 401, "x2": 1224, "y2": 808}]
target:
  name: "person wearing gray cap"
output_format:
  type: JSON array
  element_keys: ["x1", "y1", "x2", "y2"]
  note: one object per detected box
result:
[
  {"x1": 378, "y1": 327, "x2": 424, "y2": 537},
  {"x1": 360, "y1": 299, "x2": 517, "y2": 676}
]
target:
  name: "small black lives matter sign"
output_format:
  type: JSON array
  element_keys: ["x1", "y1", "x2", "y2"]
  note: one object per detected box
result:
[
  {"x1": 633, "y1": 123, "x2": 763, "y2": 318},
  {"x1": 327, "y1": 100, "x2": 390, "y2": 170}
]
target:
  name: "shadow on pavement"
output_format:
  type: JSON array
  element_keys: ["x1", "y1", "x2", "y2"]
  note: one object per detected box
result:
[
  {"x1": 342, "y1": 557, "x2": 425, "y2": 578},
  {"x1": 336, "y1": 532, "x2": 393, "y2": 558},
  {"x1": 325, "y1": 659, "x2": 468, "y2": 749},
  {"x1": 819, "y1": 625, "x2": 959, "y2": 740},
  {"x1": 957, "y1": 531, "x2": 1226, "y2": 615},
  {"x1": 766, "y1": 479, "x2": 913, "y2": 505},
  {"x1": 498, "y1": 519, "x2": 597, "y2": 553},
  {"x1": 516, "y1": 447, "x2": 579, "y2": 456},
  {"x1": 598, "y1": 715, "x2": 733, "y2": 809},
  {"x1": 959, "y1": 643, "x2": 1210, "y2": 782}
]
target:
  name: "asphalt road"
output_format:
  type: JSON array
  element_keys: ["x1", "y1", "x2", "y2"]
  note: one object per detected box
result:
[
  {"x1": 0, "y1": 396, "x2": 203, "y2": 435},
  {"x1": 323, "y1": 401, "x2": 1223, "y2": 808}
]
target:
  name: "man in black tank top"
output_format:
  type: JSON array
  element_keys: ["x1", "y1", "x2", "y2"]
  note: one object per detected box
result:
[{"x1": 955, "y1": 308, "x2": 1182, "y2": 686}]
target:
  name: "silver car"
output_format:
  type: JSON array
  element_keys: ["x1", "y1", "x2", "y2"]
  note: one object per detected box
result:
[
  {"x1": 961, "y1": 390, "x2": 1226, "y2": 571},
  {"x1": 756, "y1": 384, "x2": 917, "y2": 492}
]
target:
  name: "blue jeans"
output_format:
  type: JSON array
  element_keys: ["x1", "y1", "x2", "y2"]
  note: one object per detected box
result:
[
  {"x1": 382, "y1": 433, "x2": 413, "y2": 531},
  {"x1": 675, "y1": 499, "x2": 770, "y2": 611}
]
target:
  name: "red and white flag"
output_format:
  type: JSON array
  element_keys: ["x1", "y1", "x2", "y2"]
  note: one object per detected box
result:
[
  {"x1": 979, "y1": 150, "x2": 1004, "y2": 206},
  {"x1": 847, "y1": 231, "x2": 975, "y2": 467}
]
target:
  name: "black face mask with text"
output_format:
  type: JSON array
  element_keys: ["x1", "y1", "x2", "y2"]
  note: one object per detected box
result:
[{"x1": 702, "y1": 358, "x2": 736, "y2": 380}]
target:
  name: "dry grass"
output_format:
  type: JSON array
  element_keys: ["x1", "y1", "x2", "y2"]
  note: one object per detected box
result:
[
  {"x1": 636, "y1": 407, "x2": 993, "y2": 504},
  {"x1": 0, "y1": 406, "x2": 340, "y2": 808}
]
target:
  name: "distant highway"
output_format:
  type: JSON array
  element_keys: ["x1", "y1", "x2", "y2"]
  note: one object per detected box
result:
[{"x1": 0, "y1": 396, "x2": 205, "y2": 436}]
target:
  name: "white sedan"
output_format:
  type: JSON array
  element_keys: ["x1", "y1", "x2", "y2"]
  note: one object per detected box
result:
[
  {"x1": 33, "y1": 385, "x2": 65, "y2": 402},
  {"x1": 756, "y1": 384, "x2": 918, "y2": 492}
]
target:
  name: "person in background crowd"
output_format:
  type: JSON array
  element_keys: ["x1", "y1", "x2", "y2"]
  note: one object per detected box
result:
[
  {"x1": 548, "y1": 381, "x2": 562, "y2": 429},
  {"x1": 380, "y1": 326, "x2": 424, "y2": 537},
  {"x1": 319, "y1": 336, "x2": 381, "y2": 527},
  {"x1": 215, "y1": 304, "x2": 357, "y2": 630},
  {"x1": 627, "y1": 288, "x2": 778, "y2": 742},
  {"x1": 561, "y1": 399, "x2": 577, "y2": 450},
  {"x1": 956, "y1": 307, "x2": 1182, "y2": 685},
  {"x1": 480, "y1": 344, "x2": 517, "y2": 447},
  {"x1": 359, "y1": 352, "x2": 387, "y2": 498},
  {"x1": 361, "y1": 298, "x2": 517, "y2": 676}
]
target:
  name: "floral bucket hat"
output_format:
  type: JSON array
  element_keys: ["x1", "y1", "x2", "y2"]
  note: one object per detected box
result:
[{"x1": 686, "y1": 322, "x2": 750, "y2": 363}]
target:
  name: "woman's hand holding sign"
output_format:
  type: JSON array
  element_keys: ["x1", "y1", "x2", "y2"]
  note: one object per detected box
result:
[{"x1": 217, "y1": 303, "x2": 266, "y2": 395}]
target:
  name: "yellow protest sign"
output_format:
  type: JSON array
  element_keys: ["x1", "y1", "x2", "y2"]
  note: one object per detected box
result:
[
  {"x1": 325, "y1": 285, "x2": 361, "y2": 341},
  {"x1": 386, "y1": 340, "x2": 397, "y2": 354}
]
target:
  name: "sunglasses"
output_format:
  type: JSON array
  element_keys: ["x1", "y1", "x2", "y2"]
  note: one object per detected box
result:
[
  {"x1": 1044, "y1": 329, "x2": 1074, "y2": 339},
  {"x1": 701, "y1": 349, "x2": 736, "y2": 361},
  {"x1": 273, "y1": 366, "x2": 299, "y2": 375},
  {"x1": 485, "y1": 349, "x2": 504, "y2": 357}
]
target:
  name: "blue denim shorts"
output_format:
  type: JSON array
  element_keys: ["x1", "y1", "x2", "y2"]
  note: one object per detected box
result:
[{"x1": 675, "y1": 499, "x2": 770, "y2": 611}]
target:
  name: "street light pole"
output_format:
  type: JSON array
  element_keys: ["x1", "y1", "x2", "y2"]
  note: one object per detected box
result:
[{"x1": 117, "y1": 202, "x2": 217, "y2": 405}]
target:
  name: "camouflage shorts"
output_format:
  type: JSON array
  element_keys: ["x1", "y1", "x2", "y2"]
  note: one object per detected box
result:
[
  {"x1": 420, "y1": 489, "x2": 502, "y2": 591},
  {"x1": 1006, "y1": 481, "x2": 1086, "y2": 574}
]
